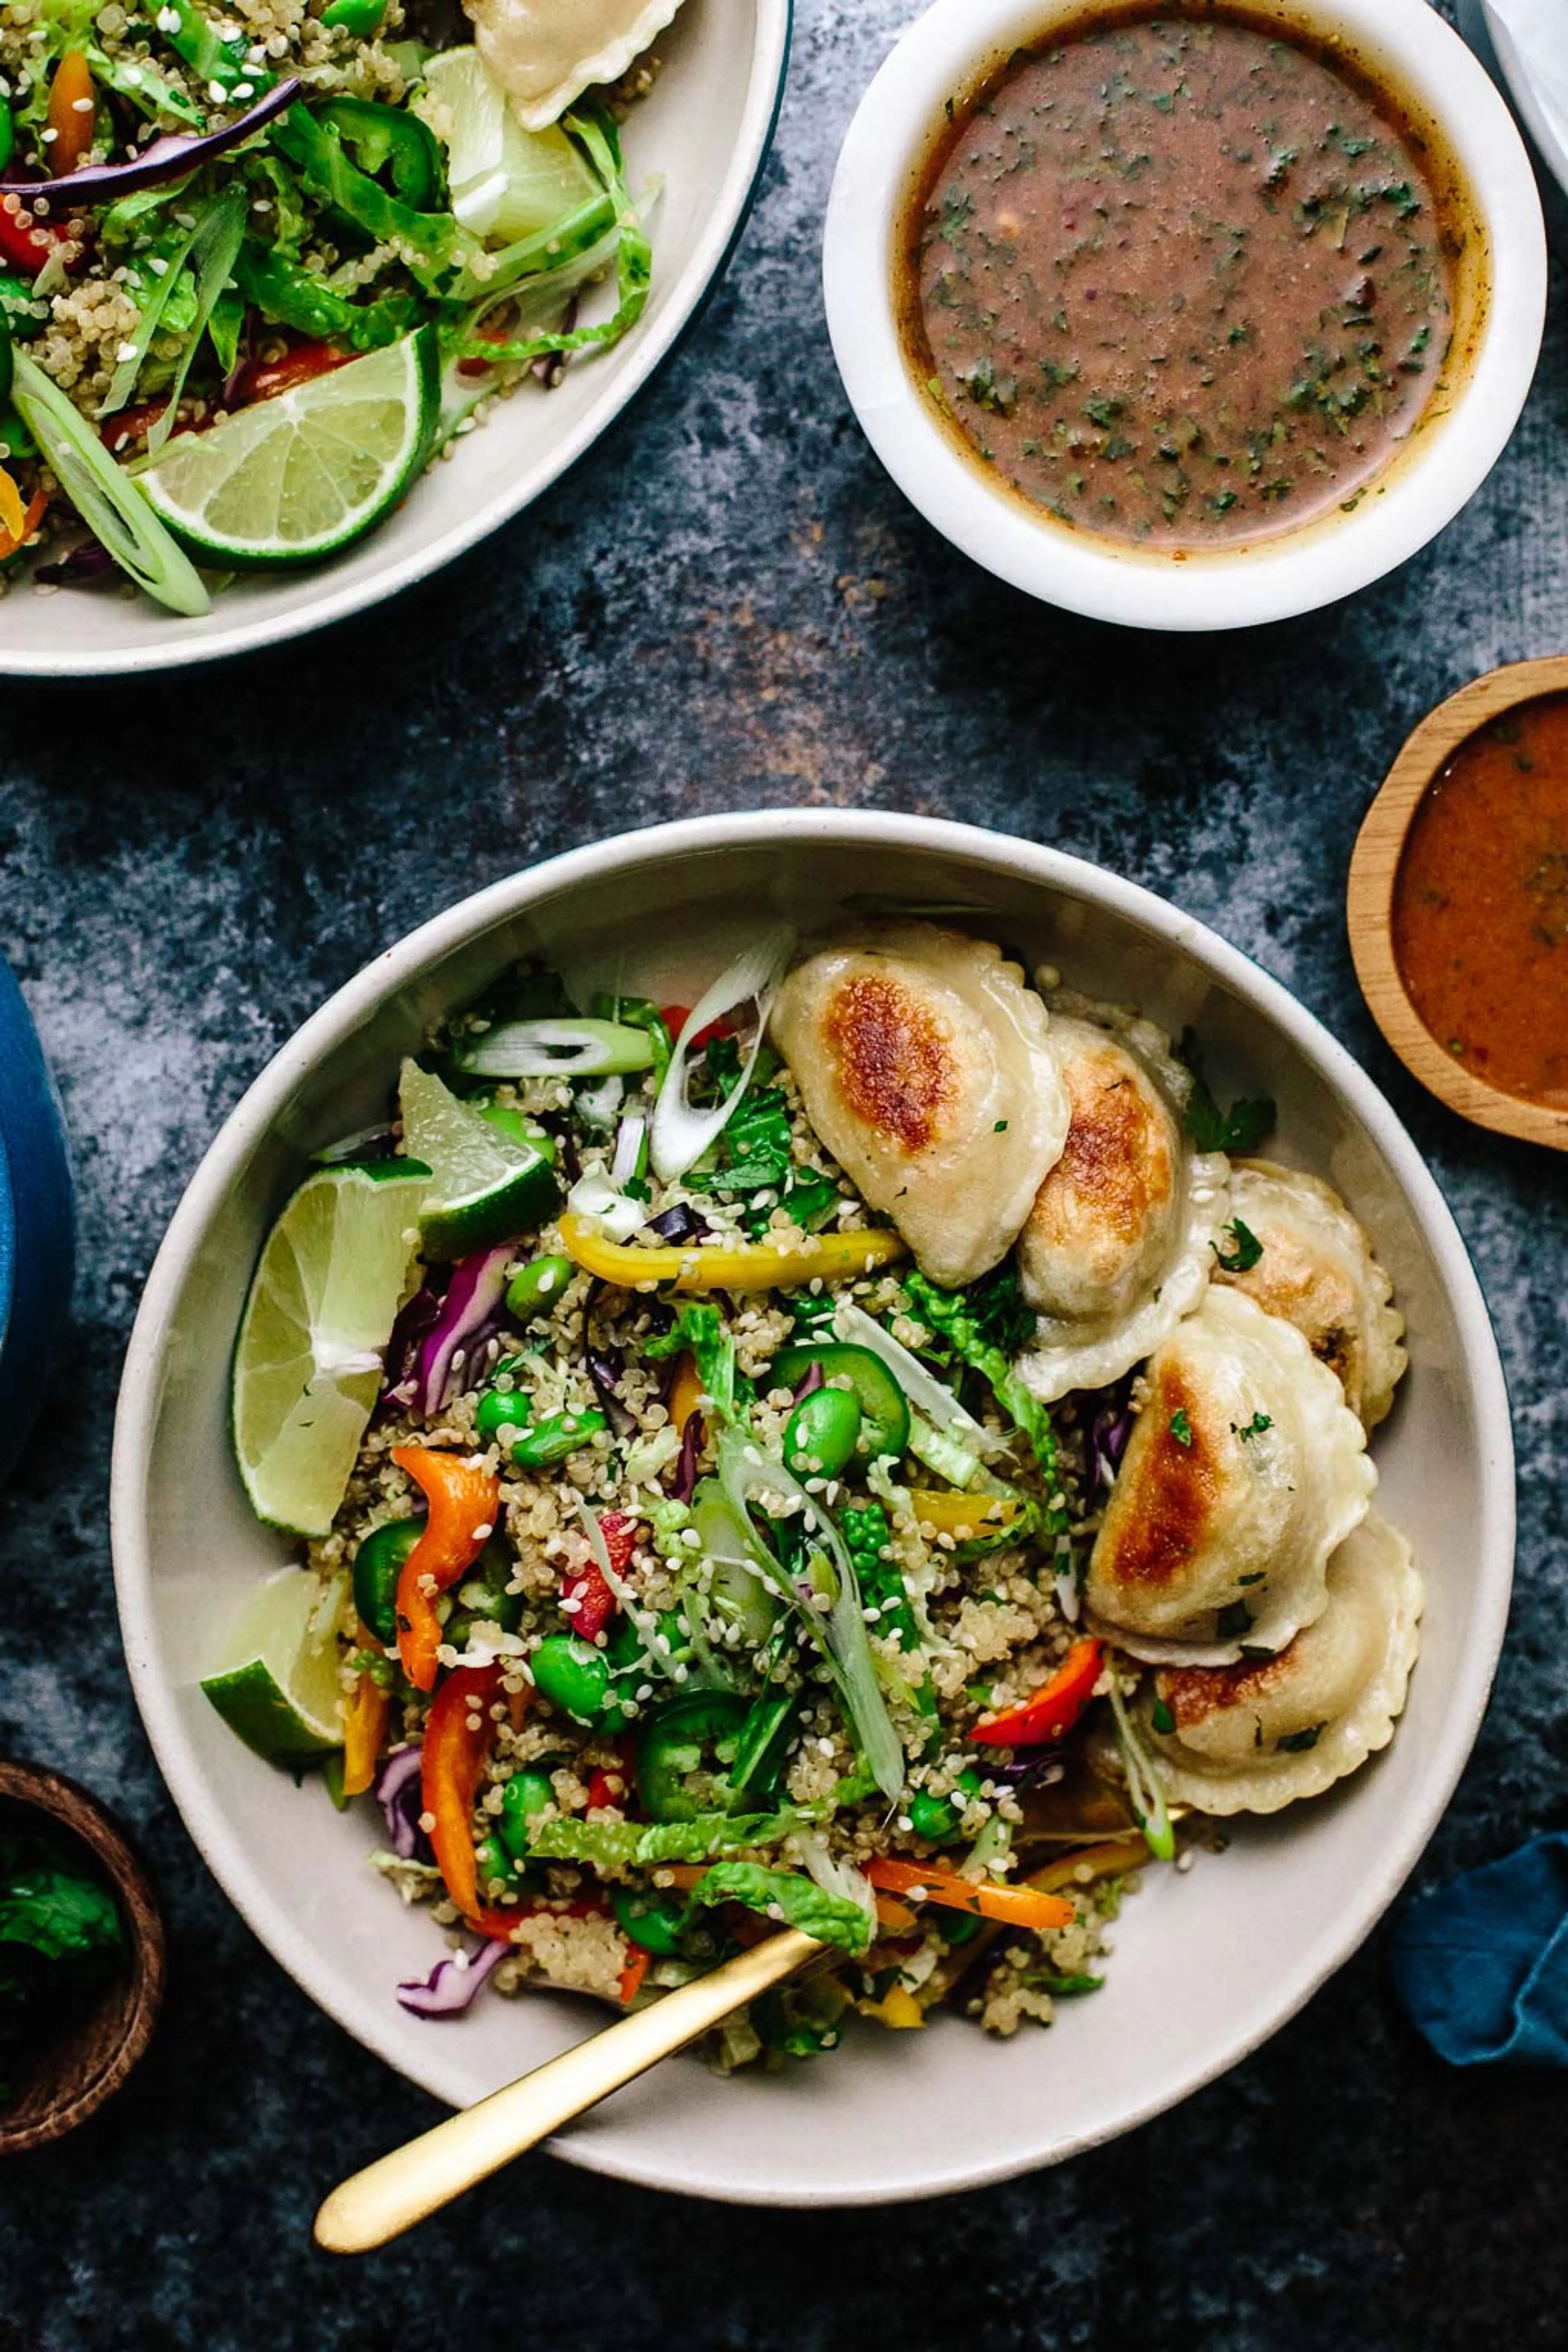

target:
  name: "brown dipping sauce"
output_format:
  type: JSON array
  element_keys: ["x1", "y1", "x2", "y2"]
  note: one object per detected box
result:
[
  {"x1": 1392, "y1": 694, "x2": 1568, "y2": 1114},
  {"x1": 901, "y1": 6, "x2": 1465, "y2": 550}
]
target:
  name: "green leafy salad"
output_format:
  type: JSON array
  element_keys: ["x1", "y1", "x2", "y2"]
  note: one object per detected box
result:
[
  {"x1": 0, "y1": 0, "x2": 665, "y2": 610},
  {"x1": 204, "y1": 919, "x2": 1421, "y2": 2069}
]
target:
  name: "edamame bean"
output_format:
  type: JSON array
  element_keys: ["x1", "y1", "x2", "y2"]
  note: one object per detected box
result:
[
  {"x1": 475, "y1": 1832, "x2": 519, "y2": 1893},
  {"x1": 474, "y1": 1387, "x2": 531, "y2": 1448},
  {"x1": 611, "y1": 1884, "x2": 688, "y2": 1957},
  {"x1": 783, "y1": 1384, "x2": 863, "y2": 1481},
  {"x1": 529, "y1": 1634, "x2": 612, "y2": 1725},
  {"x1": 510, "y1": 1408, "x2": 608, "y2": 1468},
  {"x1": 320, "y1": 0, "x2": 388, "y2": 31},
  {"x1": 506, "y1": 1254, "x2": 574, "y2": 1322},
  {"x1": 496, "y1": 1766, "x2": 557, "y2": 1861},
  {"x1": 908, "y1": 1767, "x2": 983, "y2": 1846}
]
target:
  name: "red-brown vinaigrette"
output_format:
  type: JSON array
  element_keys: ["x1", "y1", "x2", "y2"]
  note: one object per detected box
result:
[
  {"x1": 900, "y1": 5, "x2": 1466, "y2": 550},
  {"x1": 1392, "y1": 694, "x2": 1568, "y2": 1113}
]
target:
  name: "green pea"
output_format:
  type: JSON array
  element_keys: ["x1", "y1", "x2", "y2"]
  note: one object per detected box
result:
[
  {"x1": 497, "y1": 1767, "x2": 558, "y2": 1862},
  {"x1": 611, "y1": 1883, "x2": 688, "y2": 1957},
  {"x1": 909, "y1": 1767, "x2": 983, "y2": 1847},
  {"x1": 321, "y1": 0, "x2": 388, "y2": 31},
  {"x1": 475, "y1": 1832, "x2": 520, "y2": 1893},
  {"x1": 352, "y1": 1517, "x2": 422, "y2": 1647},
  {"x1": 510, "y1": 1408, "x2": 608, "y2": 1468},
  {"x1": 506, "y1": 1254, "x2": 574, "y2": 1322},
  {"x1": 475, "y1": 1387, "x2": 531, "y2": 1448},
  {"x1": 783, "y1": 1384, "x2": 864, "y2": 1481},
  {"x1": 529, "y1": 1634, "x2": 612, "y2": 1725}
]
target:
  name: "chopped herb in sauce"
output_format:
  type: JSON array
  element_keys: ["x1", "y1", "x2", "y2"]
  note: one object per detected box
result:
[{"x1": 902, "y1": 7, "x2": 1459, "y2": 549}]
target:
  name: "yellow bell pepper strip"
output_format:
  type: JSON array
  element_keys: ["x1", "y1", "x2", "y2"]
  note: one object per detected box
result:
[
  {"x1": 667, "y1": 1348, "x2": 705, "y2": 1437},
  {"x1": 390, "y1": 1446, "x2": 501, "y2": 1692},
  {"x1": 969, "y1": 1637, "x2": 1107, "y2": 1748},
  {"x1": 0, "y1": 484, "x2": 45, "y2": 562},
  {"x1": 864, "y1": 1857, "x2": 1075, "y2": 1933},
  {"x1": 862, "y1": 1984, "x2": 925, "y2": 2029},
  {"x1": 0, "y1": 464, "x2": 24, "y2": 546},
  {"x1": 906, "y1": 1490, "x2": 1030, "y2": 1542},
  {"x1": 1025, "y1": 1834, "x2": 1154, "y2": 1896},
  {"x1": 341, "y1": 1665, "x2": 391, "y2": 1798},
  {"x1": 45, "y1": 51, "x2": 95, "y2": 178},
  {"x1": 559, "y1": 1212, "x2": 907, "y2": 1295},
  {"x1": 422, "y1": 1662, "x2": 507, "y2": 1921}
]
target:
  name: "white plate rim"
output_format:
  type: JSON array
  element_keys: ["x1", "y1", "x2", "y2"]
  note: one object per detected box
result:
[
  {"x1": 110, "y1": 808, "x2": 1516, "y2": 2205},
  {"x1": 2, "y1": 0, "x2": 793, "y2": 683}
]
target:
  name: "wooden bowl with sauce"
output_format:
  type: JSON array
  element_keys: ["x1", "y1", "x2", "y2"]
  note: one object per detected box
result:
[
  {"x1": 1349, "y1": 655, "x2": 1568, "y2": 1153},
  {"x1": 0, "y1": 1760, "x2": 166, "y2": 2155}
]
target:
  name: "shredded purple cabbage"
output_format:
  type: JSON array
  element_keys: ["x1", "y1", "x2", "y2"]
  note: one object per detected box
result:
[
  {"x1": 665, "y1": 1410, "x2": 703, "y2": 1502},
  {"x1": 372, "y1": 1746, "x2": 430, "y2": 1863},
  {"x1": 382, "y1": 1284, "x2": 445, "y2": 1413},
  {"x1": 34, "y1": 538, "x2": 116, "y2": 586},
  {"x1": 0, "y1": 79, "x2": 301, "y2": 205},
  {"x1": 1087, "y1": 1389, "x2": 1135, "y2": 1502},
  {"x1": 587, "y1": 1346, "x2": 636, "y2": 1438},
  {"x1": 792, "y1": 1360, "x2": 826, "y2": 1405},
  {"x1": 396, "y1": 1936, "x2": 506, "y2": 2020},
  {"x1": 645, "y1": 1203, "x2": 702, "y2": 1245},
  {"x1": 984, "y1": 1755, "x2": 1067, "y2": 1796},
  {"x1": 413, "y1": 1243, "x2": 514, "y2": 1418}
]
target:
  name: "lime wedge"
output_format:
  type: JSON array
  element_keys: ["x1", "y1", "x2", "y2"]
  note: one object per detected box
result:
[
  {"x1": 233, "y1": 1160, "x2": 428, "y2": 1537},
  {"x1": 399, "y1": 1059, "x2": 561, "y2": 1259},
  {"x1": 202, "y1": 1569, "x2": 348, "y2": 1760},
  {"x1": 137, "y1": 328, "x2": 439, "y2": 568}
]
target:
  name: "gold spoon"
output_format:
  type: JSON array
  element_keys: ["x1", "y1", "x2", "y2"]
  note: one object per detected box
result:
[{"x1": 313, "y1": 1926, "x2": 820, "y2": 2254}]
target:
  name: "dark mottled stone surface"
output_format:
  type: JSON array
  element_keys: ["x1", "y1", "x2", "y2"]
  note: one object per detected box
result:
[{"x1": 1, "y1": 4, "x2": 1564, "y2": 2343}]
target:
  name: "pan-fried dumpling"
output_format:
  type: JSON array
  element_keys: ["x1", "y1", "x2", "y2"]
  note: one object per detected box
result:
[
  {"x1": 1084, "y1": 1288, "x2": 1374, "y2": 1664},
  {"x1": 463, "y1": 0, "x2": 687, "y2": 130},
  {"x1": 773, "y1": 924, "x2": 1070, "y2": 1289},
  {"x1": 1134, "y1": 1512, "x2": 1422, "y2": 1813},
  {"x1": 1212, "y1": 1160, "x2": 1407, "y2": 1430},
  {"x1": 1015, "y1": 1011, "x2": 1229, "y2": 1401}
]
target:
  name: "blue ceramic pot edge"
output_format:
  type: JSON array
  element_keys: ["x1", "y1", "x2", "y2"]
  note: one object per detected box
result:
[{"x1": 0, "y1": 959, "x2": 76, "y2": 1485}]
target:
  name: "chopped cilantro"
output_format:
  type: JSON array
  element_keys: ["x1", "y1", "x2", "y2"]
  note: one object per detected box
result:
[
  {"x1": 1212, "y1": 1217, "x2": 1264, "y2": 1274},
  {"x1": 1233, "y1": 1412, "x2": 1273, "y2": 1443},
  {"x1": 1216, "y1": 1599, "x2": 1254, "y2": 1640},
  {"x1": 1278, "y1": 1723, "x2": 1325, "y2": 1753},
  {"x1": 1180, "y1": 1032, "x2": 1276, "y2": 1154},
  {"x1": 1151, "y1": 1697, "x2": 1176, "y2": 1735},
  {"x1": 1168, "y1": 1408, "x2": 1194, "y2": 1448}
]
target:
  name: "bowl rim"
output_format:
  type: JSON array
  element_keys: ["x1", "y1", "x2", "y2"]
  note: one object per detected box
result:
[
  {"x1": 110, "y1": 810, "x2": 1516, "y2": 2204},
  {"x1": 1481, "y1": 0, "x2": 1568, "y2": 206},
  {"x1": 1349, "y1": 653, "x2": 1568, "y2": 1153},
  {"x1": 0, "y1": 0, "x2": 794, "y2": 684},
  {"x1": 822, "y1": 0, "x2": 1548, "y2": 633}
]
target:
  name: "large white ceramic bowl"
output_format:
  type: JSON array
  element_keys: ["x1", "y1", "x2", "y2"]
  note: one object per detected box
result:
[
  {"x1": 2, "y1": 0, "x2": 791, "y2": 681},
  {"x1": 112, "y1": 813, "x2": 1514, "y2": 2205},
  {"x1": 824, "y1": 0, "x2": 1548, "y2": 632}
]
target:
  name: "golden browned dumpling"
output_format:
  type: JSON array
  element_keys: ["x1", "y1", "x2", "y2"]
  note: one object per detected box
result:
[
  {"x1": 1016, "y1": 1013, "x2": 1229, "y2": 1400},
  {"x1": 1084, "y1": 1288, "x2": 1374, "y2": 1663},
  {"x1": 1134, "y1": 1512, "x2": 1422, "y2": 1813},
  {"x1": 772, "y1": 924, "x2": 1070, "y2": 1288},
  {"x1": 1213, "y1": 1160, "x2": 1407, "y2": 1430}
]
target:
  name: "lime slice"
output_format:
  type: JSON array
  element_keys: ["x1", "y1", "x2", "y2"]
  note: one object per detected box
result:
[
  {"x1": 399, "y1": 1059, "x2": 561, "y2": 1259},
  {"x1": 233, "y1": 1160, "x2": 428, "y2": 1537},
  {"x1": 202, "y1": 1569, "x2": 349, "y2": 1760},
  {"x1": 137, "y1": 328, "x2": 439, "y2": 568}
]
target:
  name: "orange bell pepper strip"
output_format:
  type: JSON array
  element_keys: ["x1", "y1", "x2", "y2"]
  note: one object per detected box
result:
[
  {"x1": 46, "y1": 51, "x2": 95, "y2": 178},
  {"x1": 422, "y1": 1662, "x2": 508, "y2": 1920},
  {"x1": 864, "y1": 1858, "x2": 1074, "y2": 1934},
  {"x1": 0, "y1": 486, "x2": 47, "y2": 564},
  {"x1": 391, "y1": 1446, "x2": 501, "y2": 1691},
  {"x1": 617, "y1": 1944, "x2": 652, "y2": 2006},
  {"x1": 667, "y1": 1349, "x2": 705, "y2": 1438},
  {"x1": 342, "y1": 1668, "x2": 391, "y2": 1798},
  {"x1": 968, "y1": 1637, "x2": 1107, "y2": 1748}
]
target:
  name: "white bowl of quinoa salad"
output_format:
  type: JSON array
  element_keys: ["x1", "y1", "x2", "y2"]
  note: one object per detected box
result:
[
  {"x1": 111, "y1": 812, "x2": 1513, "y2": 2205},
  {"x1": 0, "y1": 0, "x2": 790, "y2": 677}
]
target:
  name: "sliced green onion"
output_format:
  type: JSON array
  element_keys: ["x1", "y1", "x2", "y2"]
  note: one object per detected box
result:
[
  {"x1": 833, "y1": 1302, "x2": 1009, "y2": 1463},
  {"x1": 9, "y1": 352, "x2": 209, "y2": 617},
  {"x1": 1107, "y1": 1676, "x2": 1176, "y2": 1862},
  {"x1": 717, "y1": 1428, "x2": 904, "y2": 1803},
  {"x1": 452, "y1": 1016, "x2": 655, "y2": 1079},
  {"x1": 147, "y1": 187, "x2": 246, "y2": 455},
  {"x1": 650, "y1": 924, "x2": 795, "y2": 1185},
  {"x1": 906, "y1": 1412, "x2": 983, "y2": 1491},
  {"x1": 690, "y1": 1478, "x2": 778, "y2": 1646},
  {"x1": 565, "y1": 1168, "x2": 644, "y2": 1243}
]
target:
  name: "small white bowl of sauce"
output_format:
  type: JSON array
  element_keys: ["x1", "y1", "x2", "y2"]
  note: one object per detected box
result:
[{"x1": 823, "y1": 0, "x2": 1548, "y2": 631}]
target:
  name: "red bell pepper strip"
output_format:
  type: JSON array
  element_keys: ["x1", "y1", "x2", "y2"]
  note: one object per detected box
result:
[
  {"x1": 968, "y1": 1638, "x2": 1106, "y2": 1748},
  {"x1": 0, "y1": 194, "x2": 72, "y2": 274},
  {"x1": 422, "y1": 1662, "x2": 506, "y2": 1921},
  {"x1": 391, "y1": 1446, "x2": 501, "y2": 1691},
  {"x1": 617, "y1": 1944, "x2": 650, "y2": 2005},
  {"x1": 227, "y1": 339, "x2": 354, "y2": 407},
  {"x1": 658, "y1": 1006, "x2": 732, "y2": 1054},
  {"x1": 566, "y1": 1506, "x2": 637, "y2": 1639}
]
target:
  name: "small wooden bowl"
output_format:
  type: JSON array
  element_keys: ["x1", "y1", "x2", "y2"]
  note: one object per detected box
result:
[
  {"x1": 0, "y1": 1761, "x2": 165, "y2": 2155},
  {"x1": 1348, "y1": 654, "x2": 1568, "y2": 1154}
]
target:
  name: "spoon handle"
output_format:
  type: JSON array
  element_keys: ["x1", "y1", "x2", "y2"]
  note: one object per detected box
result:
[{"x1": 314, "y1": 1927, "x2": 821, "y2": 2253}]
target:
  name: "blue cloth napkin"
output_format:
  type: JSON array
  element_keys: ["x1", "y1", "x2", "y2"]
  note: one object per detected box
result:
[{"x1": 1388, "y1": 1833, "x2": 1568, "y2": 2067}]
